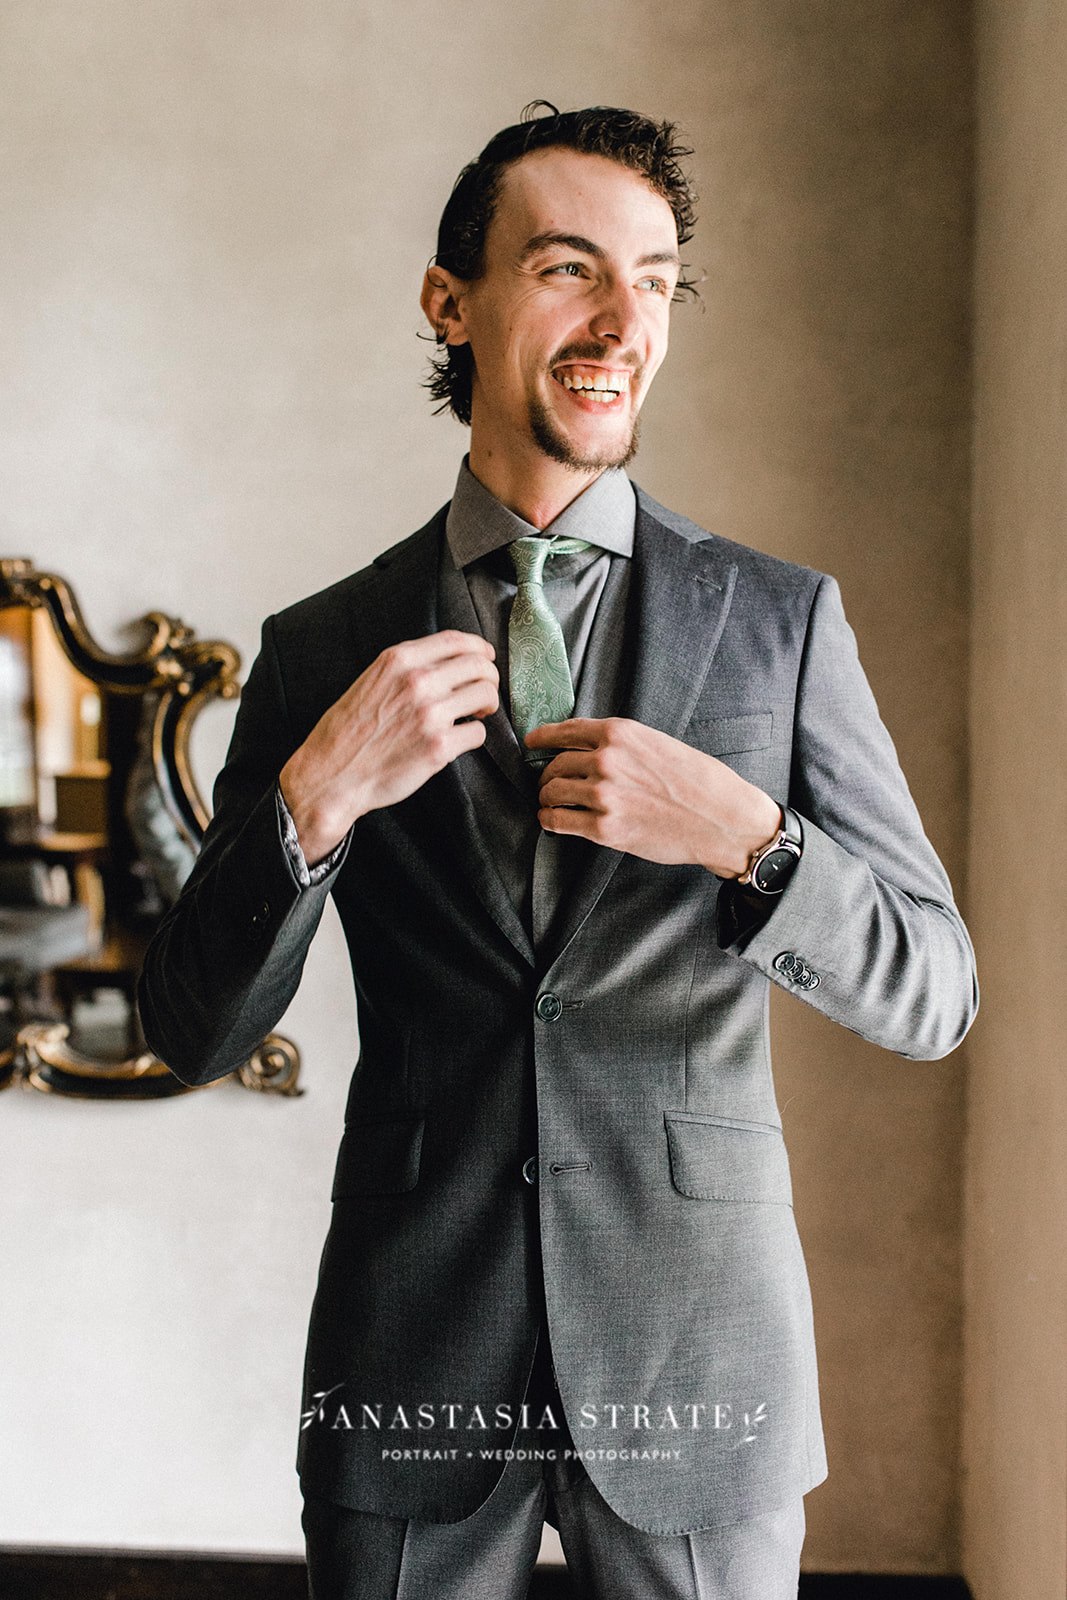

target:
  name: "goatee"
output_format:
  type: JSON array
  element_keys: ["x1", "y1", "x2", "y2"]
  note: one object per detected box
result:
[{"x1": 528, "y1": 398, "x2": 641, "y2": 474}]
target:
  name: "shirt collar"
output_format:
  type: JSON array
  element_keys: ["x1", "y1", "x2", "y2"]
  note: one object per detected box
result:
[{"x1": 445, "y1": 457, "x2": 636, "y2": 569}]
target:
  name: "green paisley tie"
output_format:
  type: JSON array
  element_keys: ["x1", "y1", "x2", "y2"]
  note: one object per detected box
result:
[{"x1": 507, "y1": 535, "x2": 592, "y2": 762}]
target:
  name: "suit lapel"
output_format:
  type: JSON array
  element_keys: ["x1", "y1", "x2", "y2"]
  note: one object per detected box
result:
[
  {"x1": 540, "y1": 498, "x2": 738, "y2": 971},
  {"x1": 436, "y1": 538, "x2": 533, "y2": 800},
  {"x1": 361, "y1": 511, "x2": 536, "y2": 967}
]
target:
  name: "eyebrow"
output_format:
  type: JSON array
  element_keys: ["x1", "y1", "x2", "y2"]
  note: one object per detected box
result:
[{"x1": 518, "y1": 231, "x2": 682, "y2": 271}]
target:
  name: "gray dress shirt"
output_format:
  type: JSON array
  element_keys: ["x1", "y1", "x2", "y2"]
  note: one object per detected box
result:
[{"x1": 446, "y1": 456, "x2": 635, "y2": 722}]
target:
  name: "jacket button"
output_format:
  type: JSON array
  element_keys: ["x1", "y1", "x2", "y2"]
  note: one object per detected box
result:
[
  {"x1": 535, "y1": 992, "x2": 563, "y2": 1022},
  {"x1": 522, "y1": 1157, "x2": 538, "y2": 1185},
  {"x1": 251, "y1": 901, "x2": 271, "y2": 926}
]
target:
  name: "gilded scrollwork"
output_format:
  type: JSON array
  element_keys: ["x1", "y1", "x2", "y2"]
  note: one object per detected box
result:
[
  {"x1": 0, "y1": 560, "x2": 301, "y2": 1098},
  {"x1": 0, "y1": 559, "x2": 239, "y2": 843}
]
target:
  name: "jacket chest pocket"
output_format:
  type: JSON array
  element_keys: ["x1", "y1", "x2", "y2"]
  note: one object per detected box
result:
[
  {"x1": 682, "y1": 711, "x2": 776, "y2": 781},
  {"x1": 331, "y1": 1116, "x2": 424, "y2": 1199},
  {"x1": 664, "y1": 1111, "x2": 793, "y2": 1204}
]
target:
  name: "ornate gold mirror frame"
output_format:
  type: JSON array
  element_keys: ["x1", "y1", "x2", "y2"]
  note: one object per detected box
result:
[{"x1": 0, "y1": 558, "x2": 301, "y2": 1097}]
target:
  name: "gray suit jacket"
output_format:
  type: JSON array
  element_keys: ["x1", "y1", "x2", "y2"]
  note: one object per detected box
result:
[{"x1": 138, "y1": 488, "x2": 978, "y2": 1534}]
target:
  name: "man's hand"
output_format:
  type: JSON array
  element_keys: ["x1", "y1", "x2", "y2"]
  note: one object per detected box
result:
[
  {"x1": 280, "y1": 630, "x2": 498, "y2": 866},
  {"x1": 527, "y1": 717, "x2": 782, "y2": 879}
]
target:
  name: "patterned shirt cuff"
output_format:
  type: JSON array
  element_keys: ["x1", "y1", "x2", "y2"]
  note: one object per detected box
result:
[{"x1": 275, "y1": 782, "x2": 345, "y2": 888}]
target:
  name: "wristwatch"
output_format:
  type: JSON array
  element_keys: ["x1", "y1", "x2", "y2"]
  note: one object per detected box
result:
[{"x1": 737, "y1": 806, "x2": 803, "y2": 896}]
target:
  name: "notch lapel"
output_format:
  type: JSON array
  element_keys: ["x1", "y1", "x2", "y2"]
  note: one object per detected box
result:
[
  {"x1": 540, "y1": 498, "x2": 738, "y2": 971},
  {"x1": 436, "y1": 537, "x2": 533, "y2": 800}
]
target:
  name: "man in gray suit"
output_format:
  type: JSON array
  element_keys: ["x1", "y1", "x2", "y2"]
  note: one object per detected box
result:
[{"x1": 139, "y1": 104, "x2": 978, "y2": 1599}]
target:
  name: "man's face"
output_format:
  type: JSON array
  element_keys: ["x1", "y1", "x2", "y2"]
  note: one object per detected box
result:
[{"x1": 451, "y1": 148, "x2": 682, "y2": 475}]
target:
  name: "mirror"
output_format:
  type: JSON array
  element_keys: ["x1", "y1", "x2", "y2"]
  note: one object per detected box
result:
[{"x1": 0, "y1": 558, "x2": 301, "y2": 1098}]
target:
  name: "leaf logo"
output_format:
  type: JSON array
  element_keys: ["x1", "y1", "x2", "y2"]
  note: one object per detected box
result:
[
  {"x1": 301, "y1": 1382, "x2": 345, "y2": 1431},
  {"x1": 733, "y1": 1401, "x2": 769, "y2": 1448}
]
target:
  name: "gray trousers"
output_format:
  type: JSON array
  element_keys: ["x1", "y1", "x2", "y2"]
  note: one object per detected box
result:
[{"x1": 301, "y1": 1327, "x2": 805, "y2": 1600}]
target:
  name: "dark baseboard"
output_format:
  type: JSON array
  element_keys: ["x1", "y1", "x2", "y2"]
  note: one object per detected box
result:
[{"x1": 0, "y1": 1551, "x2": 974, "y2": 1598}]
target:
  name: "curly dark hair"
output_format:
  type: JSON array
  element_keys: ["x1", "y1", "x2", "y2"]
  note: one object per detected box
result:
[{"x1": 425, "y1": 101, "x2": 699, "y2": 425}]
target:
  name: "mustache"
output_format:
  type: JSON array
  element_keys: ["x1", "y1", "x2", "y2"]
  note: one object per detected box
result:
[{"x1": 550, "y1": 342, "x2": 642, "y2": 374}]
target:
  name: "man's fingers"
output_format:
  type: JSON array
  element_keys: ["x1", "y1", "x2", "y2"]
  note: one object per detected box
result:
[
  {"x1": 525, "y1": 718, "x2": 606, "y2": 749},
  {"x1": 537, "y1": 775, "x2": 600, "y2": 810},
  {"x1": 537, "y1": 749, "x2": 596, "y2": 782},
  {"x1": 444, "y1": 649, "x2": 499, "y2": 688},
  {"x1": 404, "y1": 629, "x2": 495, "y2": 665},
  {"x1": 447, "y1": 678, "x2": 500, "y2": 722},
  {"x1": 390, "y1": 649, "x2": 498, "y2": 713},
  {"x1": 538, "y1": 804, "x2": 597, "y2": 838},
  {"x1": 445, "y1": 716, "x2": 489, "y2": 759}
]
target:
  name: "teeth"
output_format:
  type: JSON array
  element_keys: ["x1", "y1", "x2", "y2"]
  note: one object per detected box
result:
[{"x1": 556, "y1": 369, "x2": 630, "y2": 395}]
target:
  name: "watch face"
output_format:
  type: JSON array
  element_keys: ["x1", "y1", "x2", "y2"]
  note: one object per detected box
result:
[{"x1": 752, "y1": 846, "x2": 799, "y2": 894}]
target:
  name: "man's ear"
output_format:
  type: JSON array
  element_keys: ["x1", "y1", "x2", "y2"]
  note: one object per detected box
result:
[{"x1": 420, "y1": 266, "x2": 470, "y2": 347}]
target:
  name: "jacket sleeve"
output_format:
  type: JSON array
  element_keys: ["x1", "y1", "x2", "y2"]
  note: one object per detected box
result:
[
  {"x1": 721, "y1": 573, "x2": 978, "y2": 1060},
  {"x1": 137, "y1": 613, "x2": 351, "y2": 1085}
]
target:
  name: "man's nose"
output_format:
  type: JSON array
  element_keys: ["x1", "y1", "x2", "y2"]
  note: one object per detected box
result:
[{"x1": 588, "y1": 280, "x2": 643, "y2": 347}]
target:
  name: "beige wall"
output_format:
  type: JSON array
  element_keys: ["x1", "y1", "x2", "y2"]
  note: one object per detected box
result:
[
  {"x1": 963, "y1": 2, "x2": 1067, "y2": 1596},
  {"x1": 0, "y1": 0, "x2": 974, "y2": 1571}
]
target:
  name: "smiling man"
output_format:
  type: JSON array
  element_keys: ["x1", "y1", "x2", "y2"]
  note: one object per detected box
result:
[
  {"x1": 425, "y1": 146, "x2": 676, "y2": 488},
  {"x1": 139, "y1": 105, "x2": 978, "y2": 1600}
]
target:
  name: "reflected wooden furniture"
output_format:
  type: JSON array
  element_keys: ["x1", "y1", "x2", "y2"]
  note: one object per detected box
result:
[{"x1": 0, "y1": 558, "x2": 302, "y2": 1098}]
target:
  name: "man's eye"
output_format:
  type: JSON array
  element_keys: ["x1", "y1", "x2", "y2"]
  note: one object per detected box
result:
[
  {"x1": 544, "y1": 262, "x2": 584, "y2": 277},
  {"x1": 638, "y1": 277, "x2": 669, "y2": 294}
]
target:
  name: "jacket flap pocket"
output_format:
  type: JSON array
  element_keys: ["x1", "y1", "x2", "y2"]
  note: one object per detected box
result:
[
  {"x1": 331, "y1": 1116, "x2": 424, "y2": 1198},
  {"x1": 665, "y1": 1111, "x2": 792, "y2": 1203},
  {"x1": 685, "y1": 712, "x2": 773, "y2": 756}
]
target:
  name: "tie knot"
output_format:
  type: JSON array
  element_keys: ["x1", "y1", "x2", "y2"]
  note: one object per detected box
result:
[{"x1": 507, "y1": 535, "x2": 593, "y2": 586}]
